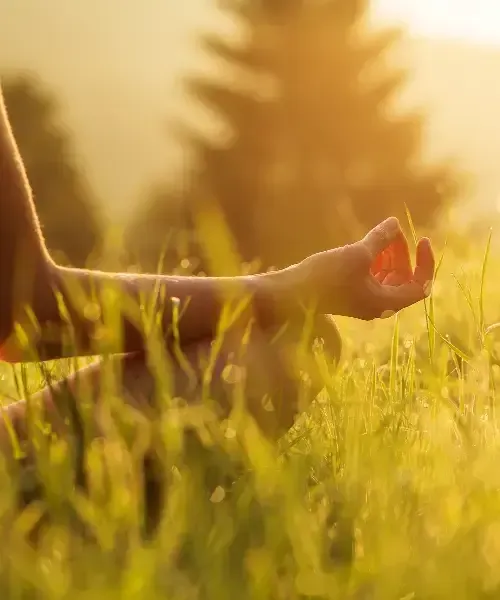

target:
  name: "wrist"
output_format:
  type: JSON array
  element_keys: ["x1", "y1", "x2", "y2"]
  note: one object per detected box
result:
[{"x1": 247, "y1": 267, "x2": 305, "y2": 329}]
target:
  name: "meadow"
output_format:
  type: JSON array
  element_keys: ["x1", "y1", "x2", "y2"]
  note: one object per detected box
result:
[{"x1": 0, "y1": 227, "x2": 499, "y2": 599}]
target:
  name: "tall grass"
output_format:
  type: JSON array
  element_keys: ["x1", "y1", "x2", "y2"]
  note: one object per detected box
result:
[{"x1": 0, "y1": 230, "x2": 500, "y2": 598}]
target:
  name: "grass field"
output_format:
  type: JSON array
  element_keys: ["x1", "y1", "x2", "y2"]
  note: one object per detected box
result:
[{"x1": 0, "y1": 231, "x2": 499, "y2": 599}]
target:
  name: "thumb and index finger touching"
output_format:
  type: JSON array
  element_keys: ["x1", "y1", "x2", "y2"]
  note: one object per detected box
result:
[
  {"x1": 362, "y1": 217, "x2": 402, "y2": 261},
  {"x1": 362, "y1": 217, "x2": 436, "y2": 312}
]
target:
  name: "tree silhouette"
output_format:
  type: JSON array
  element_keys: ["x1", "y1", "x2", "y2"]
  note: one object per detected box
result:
[
  {"x1": 3, "y1": 75, "x2": 103, "y2": 266},
  {"x1": 166, "y1": 0, "x2": 458, "y2": 269}
]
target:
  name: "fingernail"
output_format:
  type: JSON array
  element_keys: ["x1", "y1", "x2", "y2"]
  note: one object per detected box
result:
[
  {"x1": 380, "y1": 310, "x2": 396, "y2": 319},
  {"x1": 383, "y1": 217, "x2": 400, "y2": 234},
  {"x1": 423, "y1": 280, "x2": 433, "y2": 297}
]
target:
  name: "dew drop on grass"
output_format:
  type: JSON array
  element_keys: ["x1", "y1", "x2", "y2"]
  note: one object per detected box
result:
[
  {"x1": 312, "y1": 338, "x2": 324, "y2": 353},
  {"x1": 210, "y1": 486, "x2": 226, "y2": 504},
  {"x1": 301, "y1": 372, "x2": 312, "y2": 386},
  {"x1": 224, "y1": 425, "x2": 237, "y2": 439},
  {"x1": 171, "y1": 465, "x2": 182, "y2": 482},
  {"x1": 261, "y1": 394, "x2": 275, "y2": 413},
  {"x1": 222, "y1": 364, "x2": 246, "y2": 384},
  {"x1": 83, "y1": 302, "x2": 101, "y2": 322}
]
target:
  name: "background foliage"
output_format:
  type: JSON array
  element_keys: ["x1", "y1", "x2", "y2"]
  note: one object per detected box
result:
[
  {"x1": 128, "y1": 0, "x2": 459, "y2": 272},
  {"x1": 3, "y1": 75, "x2": 103, "y2": 267}
]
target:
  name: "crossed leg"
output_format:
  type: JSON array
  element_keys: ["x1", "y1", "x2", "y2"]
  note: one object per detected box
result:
[{"x1": 0, "y1": 314, "x2": 341, "y2": 535}]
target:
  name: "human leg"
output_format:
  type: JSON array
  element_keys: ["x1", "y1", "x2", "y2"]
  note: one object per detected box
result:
[{"x1": 0, "y1": 314, "x2": 341, "y2": 535}]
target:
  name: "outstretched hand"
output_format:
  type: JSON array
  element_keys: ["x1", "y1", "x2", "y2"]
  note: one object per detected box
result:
[{"x1": 290, "y1": 217, "x2": 435, "y2": 321}]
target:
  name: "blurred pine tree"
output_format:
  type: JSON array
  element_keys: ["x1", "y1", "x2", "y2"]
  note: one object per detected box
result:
[
  {"x1": 3, "y1": 75, "x2": 103, "y2": 267},
  {"x1": 131, "y1": 0, "x2": 459, "y2": 271}
]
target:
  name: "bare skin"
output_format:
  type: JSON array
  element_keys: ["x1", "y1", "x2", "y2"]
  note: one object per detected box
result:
[{"x1": 0, "y1": 84, "x2": 435, "y2": 528}]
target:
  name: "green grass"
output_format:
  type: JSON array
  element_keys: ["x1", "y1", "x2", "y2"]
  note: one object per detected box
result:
[{"x1": 1, "y1": 233, "x2": 500, "y2": 599}]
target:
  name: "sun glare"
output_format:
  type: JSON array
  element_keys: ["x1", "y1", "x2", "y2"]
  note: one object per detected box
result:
[{"x1": 373, "y1": 0, "x2": 500, "y2": 45}]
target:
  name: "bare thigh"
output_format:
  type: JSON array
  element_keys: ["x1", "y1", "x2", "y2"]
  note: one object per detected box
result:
[
  {"x1": 0, "y1": 314, "x2": 341, "y2": 457},
  {"x1": 0, "y1": 315, "x2": 340, "y2": 538}
]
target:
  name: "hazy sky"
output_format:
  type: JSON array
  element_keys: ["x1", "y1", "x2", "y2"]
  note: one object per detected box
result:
[
  {"x1": 375, "y1": 0, "x2": 500, "y2": 44},
  {"x1": 1, "y1": 0, "x2": 498, "y2": 219},
  {"x1": 0, "y1": 0, "x2": 229, "y2": 219}
]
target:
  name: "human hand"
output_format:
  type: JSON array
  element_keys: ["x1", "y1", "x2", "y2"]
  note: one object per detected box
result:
[{"x1": 286, "y1": 217, "x2": 435, "y2": 321}]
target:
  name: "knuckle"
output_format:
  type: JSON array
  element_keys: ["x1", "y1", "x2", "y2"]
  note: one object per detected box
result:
[{"x1": 351, "y1": 243, "x2": 372, "y2": 269}]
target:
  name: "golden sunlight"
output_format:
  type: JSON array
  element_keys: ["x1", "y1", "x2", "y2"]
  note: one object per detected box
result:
[{"x1": 374, "y1": 0, "x2": 500, "y2": 45}]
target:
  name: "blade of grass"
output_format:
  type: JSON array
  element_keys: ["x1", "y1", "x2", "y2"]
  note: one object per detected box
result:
[
  {"x1": 427, "y1": 315, "x2": 472, "y2": 365},
  {"x1": 389, "y1": 314, "x2": 400, "y2": 399},
  {"x1": 405, "y1": 204, "x2": 449, "y2": 361},
  {"x1": 452, "y1": 273, "x2": 478, "y2": 330},
  {"x1": 405, "y1": 204, "x2": 436, "y2": 363},
  {"x1": 479, "y1": 228, "x2": 493, "y2": 342},
  {"x1": 403, "y1": 338, "x2": 416, "y2": 401},
  {"x1": 404, "y1": 204, "x2": 418, "y2": 245},
  {"x1": 426, "y1": 239, "x2": 448, "y2": 365}
]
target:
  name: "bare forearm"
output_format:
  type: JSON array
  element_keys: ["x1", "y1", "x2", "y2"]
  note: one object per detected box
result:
[
  {"x1": 0, "y1": 84, "x2": 298, "y2": 361},
  {"x1": 0, "y1": 84, "x2": 58, "y2": 353},
  {"x1": 0, "y1": 262, "x2": 296, "y2": 361},
  {"x1": 53, "y1": 265, "x2": 292, "y2": 354},
  {"x1": 0, "y1": 88, "x2": 50, "y2": 258}
]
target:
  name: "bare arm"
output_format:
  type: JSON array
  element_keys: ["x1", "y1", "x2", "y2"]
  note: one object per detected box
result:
[
  {"x1": 0, "y1": 83, "x2": 62, "y2": 359},
  {"x1": 0, "y1": 81, "x2": 435, "y2": 362},
  {"x1": 0, "y1": 85, "x2": 293, "y2": 362},
  {"x1": 28, "y1": 264, "x2": 289, "y2": 360}
]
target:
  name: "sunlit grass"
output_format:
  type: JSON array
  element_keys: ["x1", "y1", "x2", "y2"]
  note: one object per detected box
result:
[{"x1": 0, "y1": 227, "x2": 500, "y2": 598}]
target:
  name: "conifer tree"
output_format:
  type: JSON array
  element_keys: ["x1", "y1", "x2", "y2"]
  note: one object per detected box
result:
[{"x1": 178, "y1": 0, "x2": 457, "y2": 268}]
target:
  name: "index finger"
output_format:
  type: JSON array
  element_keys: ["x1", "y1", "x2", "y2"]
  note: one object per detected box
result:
[{"x1": 362, "y1": 217, "x2": 402, "y2": 260}]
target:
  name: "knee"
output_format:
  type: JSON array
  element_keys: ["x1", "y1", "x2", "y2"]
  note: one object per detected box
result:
[
  {"x1": 152, "y1": 314, "x2": 342, "y2": 440},
  {"x1": 272, "y1": 313, "x2": 342, "y2": 368},
  {"x1": 201, "y1": 313, "x2": 342, "y2": 439}
]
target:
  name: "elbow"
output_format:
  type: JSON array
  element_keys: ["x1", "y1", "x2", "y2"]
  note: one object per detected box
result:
[{"x1": 0, "y1": 260, "x2": 63, "y2": 363}]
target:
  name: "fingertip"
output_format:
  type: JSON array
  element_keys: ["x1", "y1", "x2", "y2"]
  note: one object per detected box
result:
[
  {"x1": 363, "y1": 216, "x2": 402, "y2": 259},
  {"x1": 417, "y1": 236, "x2": 433, "y2": 253},
  {"x1": 384, "y1": 217, "x2": 403, "y2": 242},
  {"x1": 384, "y1": 216, "x2": 401, "y2": 231},
  {"x1": 415, "y1": 237, "x2": 435, "y2": 277}
]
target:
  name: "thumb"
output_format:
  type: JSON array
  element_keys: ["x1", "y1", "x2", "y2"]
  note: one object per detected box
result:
[{"x1": 362, "y1": 217, "x2": 402, "y2": 260}]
